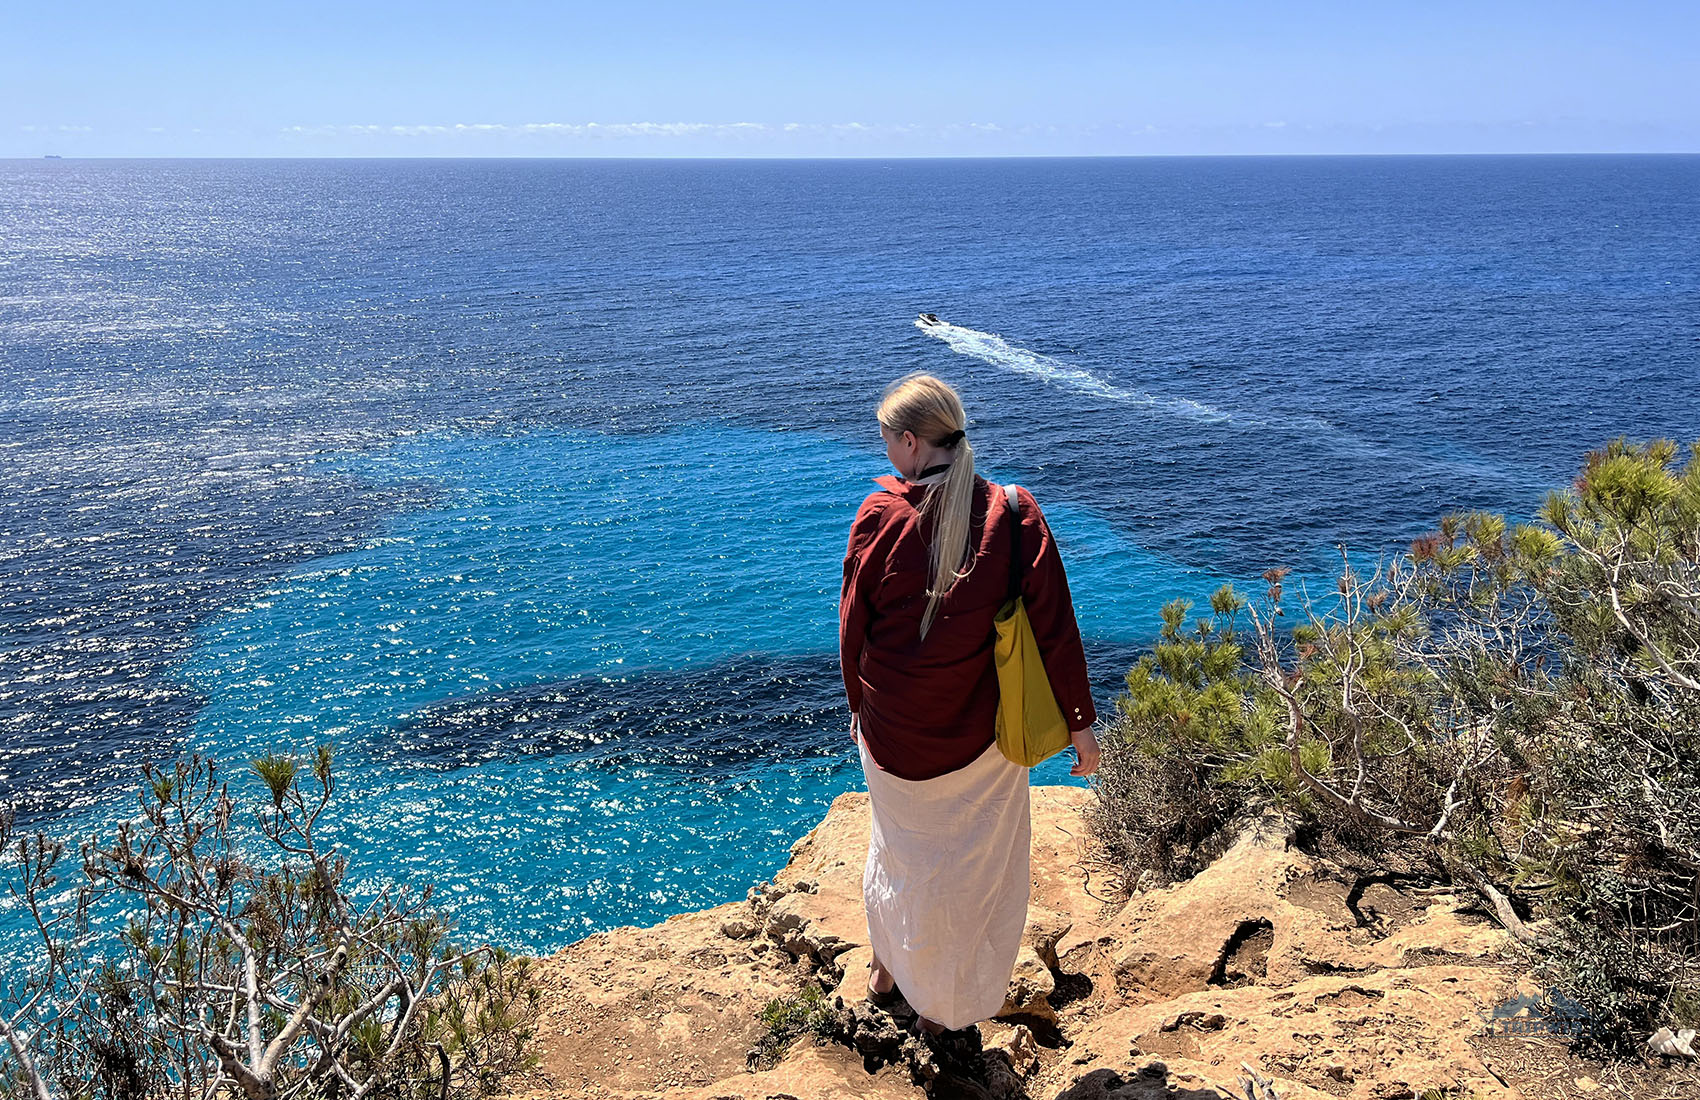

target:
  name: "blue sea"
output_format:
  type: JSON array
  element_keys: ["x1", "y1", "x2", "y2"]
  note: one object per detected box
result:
[{"x1": 2, "y1": 156, "x2": 1697, "y2": 951}]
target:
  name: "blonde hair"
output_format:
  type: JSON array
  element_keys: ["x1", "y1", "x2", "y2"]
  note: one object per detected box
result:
[{"x1": 877, "y1": 372, "x2": 977, "y2": 639}]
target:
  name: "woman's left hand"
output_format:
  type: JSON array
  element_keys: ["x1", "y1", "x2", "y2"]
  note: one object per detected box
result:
[
  {"x1": 1068, "y1": 726, "x2": 1100, "y2": 777},
  {"x1": 850, "y1": 711, "x2": 861, "y2": 746}
]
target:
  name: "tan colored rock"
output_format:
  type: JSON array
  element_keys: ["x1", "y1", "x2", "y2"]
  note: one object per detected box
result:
[
  {"x1": 985, "y1": 1022, "x2": 1039, "y2": 1075},
  {"x1": 1051, "y1": 962, "x2": 1530, "y2": 1100},
  {"x1": 1023, "y1": 905, "x2": 1073, "y2": 970},
  {"x1": 718, "y1": 918, "x2": 755, "y2": 940},
  {"x1": 1041, "y1": 1059, "x2": 1242, "y2": 1100},
  {"x1": 517, "y1": 903, "x2": 802, "y2": 1097},
  {"x1": 997, "y1": 946, "x2": 1057, "y2": 1022},
  {"x1": 1107, "y1": 814, "x2": 1295, "y2": 1002},
  {"x1": 1053, "y1": 918, "x2": 1111, "y2": 974},
  {"x1": 1027, "y1": 787, "x2": 1106, "y2": 927},
  {"x1": 751, "y1": 793, "x2": 870, "y2": 964},
  {"x1": 506, "y1": 788, "x2": 1533, "y2": 1100},
  {"x1": 662, "y1": 1039, "x2": 917, "y2": 1099},
  {"x1": 830, "y1": 945, "x2": 876, "y2": 1007}
]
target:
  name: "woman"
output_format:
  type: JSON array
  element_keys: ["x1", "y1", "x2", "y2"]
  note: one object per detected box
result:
[{"x1": 839, "y1": 371, "x2": 1100, "y2": 1038}]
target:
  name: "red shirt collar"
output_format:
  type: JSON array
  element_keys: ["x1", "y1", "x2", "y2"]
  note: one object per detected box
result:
[{"x1": 873, "y1": 473, "x2": 932, "y2": 499}]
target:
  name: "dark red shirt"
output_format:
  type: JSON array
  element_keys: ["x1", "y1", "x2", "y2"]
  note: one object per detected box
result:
[{"x1": 839, "y1": 472, "x2": 1097, "y2": 780}]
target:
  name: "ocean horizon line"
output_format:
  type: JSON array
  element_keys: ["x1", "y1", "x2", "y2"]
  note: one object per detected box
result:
[{"x1": 8, "y1": 150, "x2": 1700, "y2": 162}]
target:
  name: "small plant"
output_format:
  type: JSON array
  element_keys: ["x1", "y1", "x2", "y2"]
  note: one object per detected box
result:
[{"x1": 751, "y1": 984, "x2": 839, "y2": 1068}]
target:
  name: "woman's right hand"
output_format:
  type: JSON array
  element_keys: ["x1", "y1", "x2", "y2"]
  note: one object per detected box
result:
[
  {"x1": 850, "y1": 711, "x2": 861, "y2": 746},
  {"x1": 1068, "y1": 726, "x2": 1100, "y2": 777}
]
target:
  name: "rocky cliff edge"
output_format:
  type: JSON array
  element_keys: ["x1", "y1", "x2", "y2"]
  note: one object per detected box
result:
[{"x1": 503, "y1": 787, "x2": 1535, "y2": 1100}]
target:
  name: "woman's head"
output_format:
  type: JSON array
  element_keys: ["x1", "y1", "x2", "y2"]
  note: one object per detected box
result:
[
  {"x1": 875, "y1": 373, "x2": 978, "y2": 639},
  {"x1": 877, "y1": 373, "x2": 967, "y2": 471}
]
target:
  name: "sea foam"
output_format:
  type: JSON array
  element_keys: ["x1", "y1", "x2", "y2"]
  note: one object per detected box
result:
[{"x1": 915, "y1": 318, "x2": 1234, "y2": 424}]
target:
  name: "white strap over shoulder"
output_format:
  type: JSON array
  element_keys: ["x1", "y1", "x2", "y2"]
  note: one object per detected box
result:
[{"x1": 1004, "y1": 483, "x2": 1021, "y2": 514}]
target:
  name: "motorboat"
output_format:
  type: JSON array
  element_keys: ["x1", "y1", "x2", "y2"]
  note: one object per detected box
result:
[{"x1": 917, "y1": 312, "x2": 943, "y2": 326}]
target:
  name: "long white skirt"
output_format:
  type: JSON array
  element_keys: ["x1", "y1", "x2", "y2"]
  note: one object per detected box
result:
[{"x1": 858, "y1": 733, "x2": 1031, "y2": 1030}]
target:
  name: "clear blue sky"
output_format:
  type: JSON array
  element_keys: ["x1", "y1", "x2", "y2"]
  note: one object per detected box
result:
[{"x1": 5, "y1": 0, "x2": 1696, "y2": 157}]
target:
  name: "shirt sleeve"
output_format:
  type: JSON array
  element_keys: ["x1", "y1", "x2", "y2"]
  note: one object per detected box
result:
[
  {"x1": 839, "y1": 493, "x2": 897, "y2": 713},
  {"x1": 1016, "y1": 488, "x2": 1097, "y2": 730}
]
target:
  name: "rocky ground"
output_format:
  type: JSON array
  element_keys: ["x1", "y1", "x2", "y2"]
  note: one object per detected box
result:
[{"x1": 497, "y1": 786, "x2": 1675, "y2": 1100}]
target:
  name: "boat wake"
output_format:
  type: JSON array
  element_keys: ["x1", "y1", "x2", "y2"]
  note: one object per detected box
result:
[
  {"x1": 915, "y1": 318, "x2": 1233, "y2": 425},
  {"x1": 911, "y1": 318, "x2": 1537, "y2": 487}
]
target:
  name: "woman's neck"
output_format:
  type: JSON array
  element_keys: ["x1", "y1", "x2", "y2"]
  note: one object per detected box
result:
[{"x1": 906, "y1": 444, "x2": 953, "y2": 480}]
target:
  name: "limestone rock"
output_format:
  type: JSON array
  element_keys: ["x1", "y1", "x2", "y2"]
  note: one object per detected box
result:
[
  {"x1": 1027, "y1": 787, "x2": 1106, "y2": 927},
  {"x1": 745, "y1": 794, "x2": 870, "y2": 965},
  {"x1": 986, "y1": 1022, "x2": 1039, "y2": 1075},
  {"x1": 997, "y1": 946, "x2": 1057, "y2": 1022},
  {"x1": 718, "y1": 918, "x2": 755, "y2": 940},
  {"x1": 662, "y1": 1040, "x2": 916, "y2": 1099},
  {"x1": 1107, "y1": 814, "x2": 1296, "y2": 1002},
  {"x1": 516, "y1": 903, "x2": 800, "y2": 1097},
  {"x1": 829, "y1": 944, "x2": 876, "y2": 1008},
  {"x1": 506, "y1": 788, "x2": 1531, "y2": 1100},
  {"x1": 762, "y1": 888, "x2": 858, "y2": 963},
  {"x1": 1024, "y1": 905, "x2": 1073, "y2": 970}
]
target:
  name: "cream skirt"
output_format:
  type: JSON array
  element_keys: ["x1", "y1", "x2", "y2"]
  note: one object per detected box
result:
[{"x1": 858, "y1": 733, "x2": 1031, "y2": 1030}]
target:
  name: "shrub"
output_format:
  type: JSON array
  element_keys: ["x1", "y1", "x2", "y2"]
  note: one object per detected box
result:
[
  {"x1": 1089, "y1": 439, "x2": 1700, "y2": 1047},
  {"x1": 751, "y1": 984, "x2": 839, "y2": 1069},
  {"x1": 1087, "y1": 586, "x2": 1284, "y2": 885},
  {"x1": 1516, "y1": 440, "x2": 1700, "y2": 1039},
  {"x1": 0, "y1": 749, "x2": 539, "y2": 1100}
]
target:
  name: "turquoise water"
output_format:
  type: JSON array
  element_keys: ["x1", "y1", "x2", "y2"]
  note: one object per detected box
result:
[
  {"x1": 170, "y1": 423, "x2": 1214, "y2": 945},
  {"x1": 6, "y1": 156, "x2": 1696, "y2": 955}
]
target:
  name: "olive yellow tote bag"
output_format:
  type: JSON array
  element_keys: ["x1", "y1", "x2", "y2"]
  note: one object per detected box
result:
[{"x1": 993, "y1": 484, "x2": 1071, "y2": 767}]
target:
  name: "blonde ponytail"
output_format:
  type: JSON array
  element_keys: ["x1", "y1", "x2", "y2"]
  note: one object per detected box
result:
[{"x1": 876, "y1": 373, "x2": 977, "y2": 639}]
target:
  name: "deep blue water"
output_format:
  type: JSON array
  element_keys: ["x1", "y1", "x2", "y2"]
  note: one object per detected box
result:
[{"x1": 2, "y1": 156, "x2": 1697, "y2": 951}]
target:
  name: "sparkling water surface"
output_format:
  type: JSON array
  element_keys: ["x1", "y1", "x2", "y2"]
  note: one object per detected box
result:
[{"x1": 2, "y1": 156, "x2": 1697, "y2": 954}]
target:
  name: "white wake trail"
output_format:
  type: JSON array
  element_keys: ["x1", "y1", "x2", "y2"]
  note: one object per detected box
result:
[
  {"x1": 913, "y1": 320, "x2": 1543, "y2": 488},
  {"x1": 915, "y1": 319, "x2": 1233, "y2": 424}
]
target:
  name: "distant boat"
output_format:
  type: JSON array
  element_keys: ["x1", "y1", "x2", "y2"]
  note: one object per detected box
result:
[
  {"x1": 917, "y1": 312, "x2": 943, "y2": 326},
  {"x1": 42, "y1": 155, "x2": 62, "y2": 160}
]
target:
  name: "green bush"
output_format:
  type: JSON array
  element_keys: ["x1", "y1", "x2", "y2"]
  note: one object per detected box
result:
[
  {"x1": 752, "y1": 984, "x2": 839, "y2": 1069},
  {"x1": 1089, "y1": 439, "x2": 1700, "y2": 1048},
  {"x1": 0, "y1": 750, "x2": 540, "y2": 1100},
  {"x1": 1086, "y1": 586, "x2": 1284, "y2": 884}
]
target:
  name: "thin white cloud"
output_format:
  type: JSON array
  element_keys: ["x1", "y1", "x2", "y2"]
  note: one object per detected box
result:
[{"x1": 282, "y1": 121, "x2": 790, "y2": 140}]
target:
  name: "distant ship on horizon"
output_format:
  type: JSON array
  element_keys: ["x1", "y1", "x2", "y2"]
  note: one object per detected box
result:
[{"x1": 43, "y1": 154, "x2": 62, "y2": 159}]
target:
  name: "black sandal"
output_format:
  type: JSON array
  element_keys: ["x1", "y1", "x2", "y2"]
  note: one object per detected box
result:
[
  {"x1": 865, "y1": 974, "x2": 902, "y2": 1006},
  {"x1": 870, "y1": 986, "x2": 911, "y2": 1013}
]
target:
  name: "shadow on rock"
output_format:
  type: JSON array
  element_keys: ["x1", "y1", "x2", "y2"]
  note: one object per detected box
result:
[
  {"x1": 1054, "y1": 1063, "x2": 1231, "y2": 1100},
  {"x1": 842, "y1": 1000, "x2": 1030, "y2": 1100}
]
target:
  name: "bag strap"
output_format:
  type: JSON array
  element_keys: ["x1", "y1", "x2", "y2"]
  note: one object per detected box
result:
[{"x1": 1004, "y1": 484, "x2": 1023, "y2": 603}]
